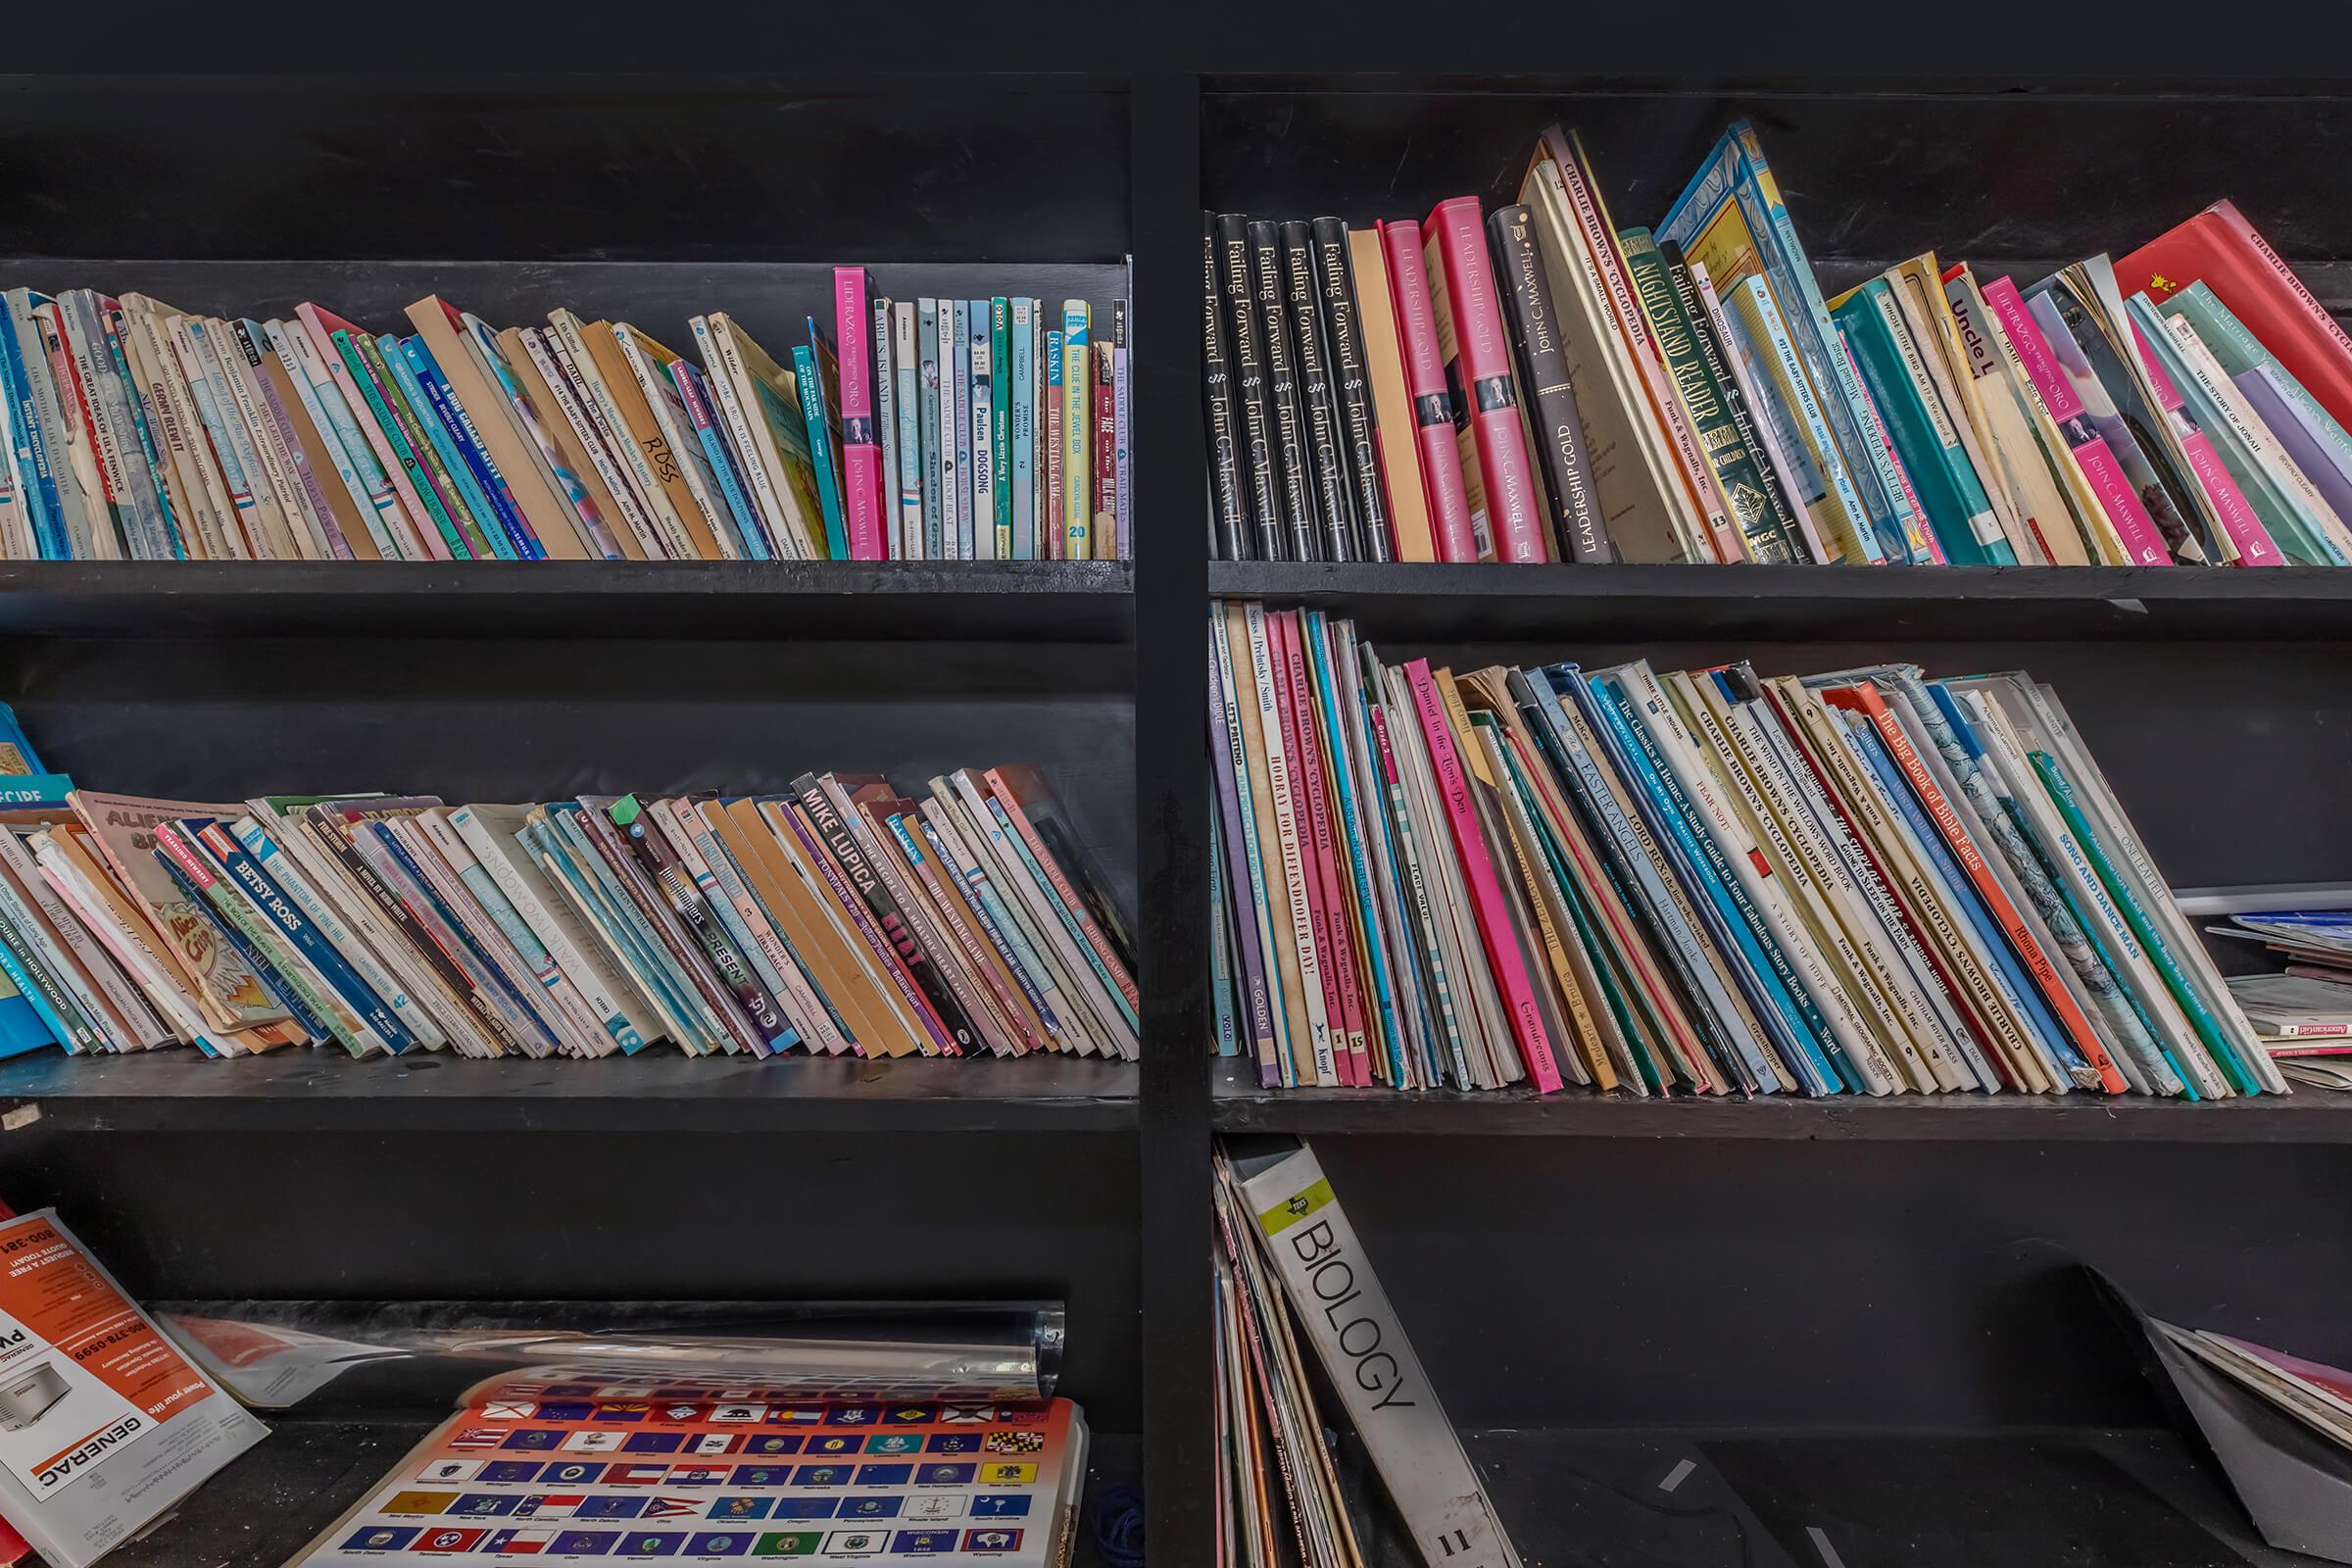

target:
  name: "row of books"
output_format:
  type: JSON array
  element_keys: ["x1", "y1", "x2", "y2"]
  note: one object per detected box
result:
[
  {"x1": 1206, "y1": 599, "x2": 2280, "y2": 1098},
  {"x1": 1203, "y1": 118, "x2": 2352, "y2": 569},
  {"x1": 0, "y1": 719, "x2": 1136, "y2": 1061},
  {"x1": 0, "y1": 278, "x2": 1130, "y2": 563}
]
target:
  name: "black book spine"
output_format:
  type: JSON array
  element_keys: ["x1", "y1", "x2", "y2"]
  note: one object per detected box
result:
[
  {"x1": 1311, "y1": 217, "x2": 1392, "y2": 563},
  {"x1": 1487, "y1": 203, "x2": 1613, "y2": 564},
  {"x1": 1215, "y1": 213, "x2": 1288, "y2": 561},
  {"x1": 1279, "y1": 219, "x2": 1357, "y2": 562},
  {"x1": 1658, "y1": 239, "x2": 1805, "y2": 564},
  {"x1": 1201, "y1": 214, "x2": 1250, "y2": 561},
  {"x1": 1247, "y1": 218, "x2": 1319, "y2": 563}
]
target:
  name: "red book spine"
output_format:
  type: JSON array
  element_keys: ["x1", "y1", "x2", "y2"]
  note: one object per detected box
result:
[
  {"x1": 1428, "y1": 196, "x2": 1547, "y2": 563},
  {"x1": 1404, "y1": 659, "x2": 1562, "y2": 1093},
  {"x1": 1279, "y1": 611, "x2": 1371, "y2": 1084},
  {"x1": 2120, "y1": 201, "x2": 2352, "y2": 437},
  {"x1": 1820, "y1": 683, "x2": 2129, "y2": 1096},
  {"x1": 1264, "y1": 612, "x2": 1354, "y2": 1084},
  {"x1": 1379, "y1": 220, "x2": 1480, "y2": 563},
  {"x1": 832, "y1": 268, "x2": 886, "y2": 560}
]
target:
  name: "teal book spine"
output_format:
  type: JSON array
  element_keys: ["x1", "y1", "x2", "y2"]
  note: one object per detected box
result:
[
  {"x1": 789, "y1": 342, "x2": 850, "y2": 559},
  {"x1": 335, "y1": 329, "x2": 471, "y2": 559},
  {"x1": 1590, "y1": 672, "x2": 1839, "y2": 1095},
  {"x1": 0, "y1": 294, "x2": 67, "y2": 559},
  {"x1": 380, "y1": 334, "x2": 512, "y2": 560},
  {"x1": 96, "y1": 300, "x2": 185, "y2": 558},
  {"x1": 397, "y1": 337, "x2": 528, "y2": 560},
  {"x1": 2030, "y1": 751, "x2": 2262, "y2": 1097},
  {"x1": 967, "y1": 300, "x2": 995, "y2": 561},
  {"x1": 1009, "y1": 299, "x2": 1036, "y2": 560},
  {"x1": 1832, "y1": 280, "x2": 2008, "y2": 564},
  {"x1": 991, "y1": 296, "x2": 1012, "y2": 558}
]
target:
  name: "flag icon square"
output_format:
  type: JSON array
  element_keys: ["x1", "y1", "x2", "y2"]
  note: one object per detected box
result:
[
  {"x1": 821, "y1": 1531, "x2": 884, "y2": 1556},
  {"x1": 688, "y1": 1532, "x2": 753, "y2": 1557},
  {"x1": 608, "y1": 1464, "x2": 670, "y2": 1486},
  {"x1": 540, "y1": 1462, "x2": 608, "y2": 1487},
  {"x1": 483, "y1": 1528, "x2": 555, "y2": 1555},
  {"x1": 979, "y1": 1463, "x2": 1036, "y2": 1485},
  {"x1": 840, "y1": 1497, "x2": 902, "y2": 1520},
  {"x1": 982, "y1": 1432, "x2": 1045, "y2": 1455},
  {"x1": 925, "y1": 1434, "x2": 980, "y2": 1454},
  {"x1": 745, "y1": 1435, "x2": 803, "y2": 1456},
  {"x1": 917, "y1": 1464, "x2": 975, "y2": 1487},
  {"x1": 970, "y1": 1497, "x2": 1031, "y2": 1519},
  {"x1": 384, "y1": 1492, "x2": 459, "y2": 1516},
  {"x1": 484, "y1": 1401, "x2": 536, "y2": 1420},
  {"x1": 340, "y1": 1527, "x2": 420, "y2": 1551},
  {"x1": 963, "y1": 1529, "x2": 1024, "y2": 1552},
  {"x1": 752, "y1": 1532, "x2": 821, "y2": 1556},
  {"x1": 710, "y1": 1496, "x2": 774, "y2": 1521},
  {"x1": 550, "y1": 1530, "x2": 617, "y2": 1555},
  {"x1": 483, "y1": 1462, "x2": 544, "y2": 1484},
  {"x1": 618, "y1": 1534, "x2": 685, "y2": 1557},
  {"x1": 416, "y1": 1459, "x2": 485, "y2": 1484},
  {"x1": 450, "y1": 1428, "x2": 506, "y2": 1449},
  {"x1": 862, "y1": 1434, "x2": 921, "y2": 1455},
  {"x1": 891, "y1": 1529, "x2": 956, "y2": 1553},
  {"x1": 416, "y1": 1529, "x2": 486, "y2": 1553},
  {"x1": 562, "y1": 1430, "x2": 625, "y2": 1453},
  {"x1": 904, "y1": 1497, "x2": 966, "y2": 1522}
]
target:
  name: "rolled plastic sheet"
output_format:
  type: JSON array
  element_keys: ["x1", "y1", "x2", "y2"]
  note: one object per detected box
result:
[{"x1": 155, "y1": 1298, "x2": 1064, "y2": 1412}]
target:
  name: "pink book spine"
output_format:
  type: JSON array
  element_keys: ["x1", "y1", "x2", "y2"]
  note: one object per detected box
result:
[
  {"x1": 1380, "y1": 220, "x2": 1480, "y2": 563},
  {"x1": 1403, "y1": 659, "x2": 1563, "y2": 1094},
  {"x1": 295, "y1": 304, "x2": 445, "y2": 561},
  {"x1": 833, "y1": 268, "x2": 887, "y2": 561},
  {"x1": 1278, "y1": 612, "x2": 1371, "y2": 1085},
  {"x1": 2126, "y1": 320, "x2": 2284, "y2": 566},
  {"x1": 1430, "y1": 196, "x2": 1546, "y2": 562},
  {"x1": 1266, "y1": 613, "x2": 1355, "y2": 1085},
  {"x1": 1982, "y1": 278, "x2": 2172, "y2": 566}
]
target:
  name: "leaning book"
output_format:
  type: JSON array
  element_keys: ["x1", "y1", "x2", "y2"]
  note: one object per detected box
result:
[
  {"x1": 0, "y1": 1209, "x2": 267, "y2": 1568},
  {"x1": 1227, "y1": 1141, "x2": 1519, "y2": 1568}
]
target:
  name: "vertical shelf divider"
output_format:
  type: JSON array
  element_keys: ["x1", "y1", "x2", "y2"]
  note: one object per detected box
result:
[{"x1": 1133, "y1": 69, "x2": 1216, "y2": 1568}]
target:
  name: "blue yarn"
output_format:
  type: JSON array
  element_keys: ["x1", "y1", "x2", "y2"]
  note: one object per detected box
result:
[{"x1": 1091, "y1": 1481, "x2": 1145, "y2": 1568}]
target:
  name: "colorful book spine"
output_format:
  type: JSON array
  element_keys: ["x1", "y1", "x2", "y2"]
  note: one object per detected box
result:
[
  {"x1": 1095, "y1": 343, "x2": 1117, "y2": 557},
  {"x1": 404, "y1": 337, "x2": 539, "y2": 560},
  {"x1": 2120, "y1": 302, "x2": 2283, "y2": 566},
  {"x1": 1010, "y1": 298, "x2": 1037, "y2": 560},
  {"x1": 969, "y1": 301, "x2": 997, "y2": 560},
  {"x1": 1834, "y1": 280, "x2": 2008, "y2": 564},
  {"x1": 1403, "y1": 659, "x2": 1562, "y2": 1092},
  {"x1": 949, "y1": 300, "x2": 972, "y2": 558},
  {"x1": 0, "y1": 293, "x2": 67, "y2": 559},
  {"x1": 893, "y1": 302, "x2": 924, "y2": 559},
  {"x1": 1045, "y1": 328, "x2": 1065, "y2": 558},
  {"x1": 670, "y1": 359, "x2": 766, "y2": 561},
  {"x1": 331, "y1": 328, "x2": 469, "y2": 559},
  {"x1": 1380, "y1": 220, "x2": 1478, "y2": 562},
  {"x1": 789, "y1": 341, "x2": 850, "y2": 560},
  {"x1": 1113, "y1": 310, "x2": 1132, "y2": 561},
  {"x1": 832, "y1": 267, "x2": 886, "y2": 560},
  {"x1": 991, "y1": 297, "x2": 1012, "y2": 560},
  {"x1": 1981, "y1": 278, "x2": 2171, "y2": 566},
  {"x1": 1061, "y1": 301, "x2": 1092, "y2": 560},
  {"x1": 369, "y1": 330, "x2": 499, "y2": 559},
  {"x1": 873, "y1": 294, "x2": 899, "y2": 561}
]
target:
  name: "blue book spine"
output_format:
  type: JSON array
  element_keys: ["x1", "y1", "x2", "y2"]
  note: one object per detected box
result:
[
  {"x1": 1591, "y1": 674, "x2": 1840, "y2": 1095},
  {"x1": 1543, "y1": 664, "x2": 1774, "y2": 1093},
  {"x1": 789, "y1": 343, "x2": 850, "y2": 560},
  {"x1": 1832, "y1": 284, "x2": 2009, "y2": 565},
  {"x1": 670, "y1": 360, "x2": 765, "y2": 561},
  {"x1": 0, "y1": 992, "x2": 56, "y2": 1058},
  {"x1": 1010, "y1": 299, "x2": 1036, "y2": 561},
  {"x1": 0, "y1": 295, "x2": 67, "y2": 559},
  {"x1": 409, "y1": 338, "x2": 544, "y2": 560},
  {"x1": 393, "y1": 337, "x2": 524, "y2": 560},
  {"x1": 547, "y1": 805, "x2": 713, "y2": 1048},
  {"x1": 99, "y1": 301, "x2": 185, "y2": 559},
  {"x1": 190, "y1": 819, "x2": 416, "y2": 1053},
  {"x1": 1305, "y1": 611, "x2": 1406, "y2": 1080},
  {"x1": 1839, "y1": 714, "x2": 2074, "y2": 1082},
  {"x1": 952, "y1": 301, "x2": 975, "y2": 559},
  {"x1": 151, "y1": 844, "x2": 322, "y2": 1043},
  {"x1": 362, "y1": 819, "x2": 562, "y2": 1054}
]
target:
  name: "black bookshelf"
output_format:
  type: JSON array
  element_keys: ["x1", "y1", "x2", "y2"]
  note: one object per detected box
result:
[{"x1": 4, "y1": 56, "x2": 2352, "y2": 1568}]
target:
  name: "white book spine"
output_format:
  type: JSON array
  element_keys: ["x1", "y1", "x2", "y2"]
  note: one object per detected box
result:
[
  {"x1": 454, "y1": 807, "x2": 645, "y2": 1056},
  {"x1": 1233, "y1": 1147, "x2": 1520, "y2": 1568}
]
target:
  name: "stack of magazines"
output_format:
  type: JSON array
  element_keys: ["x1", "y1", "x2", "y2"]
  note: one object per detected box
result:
[
  {"x1": 0, "y1": 278, "x2": 1128, "y2": 562},
  {"x1": 1205, "y1": 117, "x2": 2352, "y2": 568},
  {"x1": 0, "y1": 710, "x2": 1135, "y2": 1061},
  {"x1": 1208, "y1": 600, "x2": 2278, "y2": 1099}
]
